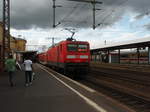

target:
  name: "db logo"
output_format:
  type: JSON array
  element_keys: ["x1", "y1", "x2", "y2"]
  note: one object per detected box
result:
[
  {"x1": 76, "y1": 60, "x2": 81, "y2": 62},
  {"x1": 76, "y1": 55, "x2": 80, "y2": 58}
]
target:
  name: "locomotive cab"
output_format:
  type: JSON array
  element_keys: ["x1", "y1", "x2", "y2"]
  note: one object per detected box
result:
[{"x1": 64, "y1": 41, "x2": 90, "y2": 75}]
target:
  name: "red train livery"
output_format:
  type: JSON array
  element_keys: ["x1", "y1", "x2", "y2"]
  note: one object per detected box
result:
[{"x1": 37, "y1": 39, "x2": 90, "y2": 77}]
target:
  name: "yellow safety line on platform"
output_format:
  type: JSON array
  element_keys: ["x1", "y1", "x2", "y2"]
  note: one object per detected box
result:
[{"x1": 38, "y1": 64, "x2": 107, "y2": 112}]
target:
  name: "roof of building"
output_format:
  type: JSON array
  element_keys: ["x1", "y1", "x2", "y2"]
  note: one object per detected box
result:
[
  {"x1": 15, "y1": 38, "x2": 27, "y2": 42},
  {"x1": 91, "y1": 37, "x2": 150, "y2": 53},
  {"x1": 0, "y1": 21, "x2": 3, "y2": 26}
]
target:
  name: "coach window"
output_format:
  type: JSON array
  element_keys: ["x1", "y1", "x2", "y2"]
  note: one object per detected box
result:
[
  {"x1": 67, "y1": 44, "x2": 78, "y2": 51},
  {"x1": 78, "y1": 44, "x2": 88, "y2": 52}
]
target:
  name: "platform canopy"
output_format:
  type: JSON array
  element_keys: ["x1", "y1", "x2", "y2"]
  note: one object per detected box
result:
[{"x1": 91, "y1": 38, "x2": 150, "y2": 53}]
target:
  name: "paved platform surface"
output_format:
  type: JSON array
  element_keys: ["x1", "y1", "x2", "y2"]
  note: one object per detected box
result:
[{"x1": 0, "y1": 64, "x2": 131, "y2": 112}]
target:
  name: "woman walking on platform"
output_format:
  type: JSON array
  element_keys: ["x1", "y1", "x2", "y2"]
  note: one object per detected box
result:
[{"x1": 23, "y1": 57, "x2": 33, "y2": 87}]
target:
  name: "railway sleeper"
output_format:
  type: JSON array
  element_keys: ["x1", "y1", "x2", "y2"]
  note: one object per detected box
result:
[{"x1": 87, "y1": 75, "x2": 150, "y2": 102}]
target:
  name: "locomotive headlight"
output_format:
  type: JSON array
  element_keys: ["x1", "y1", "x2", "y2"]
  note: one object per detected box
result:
[
  {"x1": 67, "y1": 55, "x2": 76, "y2": 59},
  {"x1": 80, "y1": 55, "x2": 88, "y2": 59}
]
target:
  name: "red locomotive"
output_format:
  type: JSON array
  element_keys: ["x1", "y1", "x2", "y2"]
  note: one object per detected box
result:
[{"x1": 37, "y1": 38, "x2": 90, "y2": 78}]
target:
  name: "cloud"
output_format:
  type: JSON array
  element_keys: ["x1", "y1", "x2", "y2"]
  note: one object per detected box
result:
[
  {"x1": 0, "y1": 0, "x2": 149, "y2": 30},
  {"x1": 144, "y1": 23, "x2": 150, "y2": 30}
]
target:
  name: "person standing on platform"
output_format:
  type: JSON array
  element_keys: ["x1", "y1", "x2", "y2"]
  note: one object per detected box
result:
[
  {"x1": 5, "y1": 55, "x2": 16, "y2": 87},
  {"x1": 23, "y1": 57, "x2": 33, "y2": 87}
]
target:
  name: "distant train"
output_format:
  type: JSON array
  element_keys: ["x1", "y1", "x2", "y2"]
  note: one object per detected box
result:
[
  {"x1": 119, "y1": 51, "x2": 148, "y2": 64},
  {"x1": 37, "y1": 38, "x2": 90, "y2": 78}
]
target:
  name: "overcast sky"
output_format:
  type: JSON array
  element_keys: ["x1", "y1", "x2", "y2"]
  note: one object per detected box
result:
[{"x1": 0, "y1": 0, "x2": 150, "y2": 51}]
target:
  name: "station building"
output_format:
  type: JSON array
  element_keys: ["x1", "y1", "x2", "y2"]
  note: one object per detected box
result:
[{"x1": 0, "y1": 21, "x2": 27, "y2": 71}]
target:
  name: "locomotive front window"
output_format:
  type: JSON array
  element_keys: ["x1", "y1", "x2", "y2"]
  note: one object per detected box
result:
[
  {"x1": 78, "y1": 44, "x2": 88, "y2": 52},
  {"x1": 67, "y1": 44, "x2": 78, "y2": 51}
]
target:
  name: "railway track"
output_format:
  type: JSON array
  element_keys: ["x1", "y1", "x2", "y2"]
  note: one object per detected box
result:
[
  {"x1": 91, "y1": 68, "x2": 150, "y2": 86},
  {"x1": 85, "y1": 66, "x2": 150, "y2": 112},
  {"x1": 81, "y1": 78, "x2": 150, "y2": 112},
  {"x1": 91, "y1": 67, "x2": 150, "y2": 85},
  {"x1": 91, "y1": 62, "x2": 150, "y2": 73},
  {"x1": 39, "y1": 64, "x2": 150, "y2": 112},
  {"x1": 89, "y1": 67, "x2": 150, "y2": 100}
]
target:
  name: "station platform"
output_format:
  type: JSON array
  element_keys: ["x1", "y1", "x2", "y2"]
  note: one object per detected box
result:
[{"x1": 0, "y1": 64, "x2": 132, "y2": 112}]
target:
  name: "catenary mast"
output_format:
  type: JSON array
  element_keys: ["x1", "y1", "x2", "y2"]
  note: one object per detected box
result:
[{"x1": 2, "y1": 0, "x2": 10, "y2": 68}]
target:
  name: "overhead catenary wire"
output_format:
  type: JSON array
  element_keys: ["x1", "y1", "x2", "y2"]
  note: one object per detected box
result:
[
  {"x1": 61, "y1": 0, "x2": 129, "y2": 29},
  {"x1": 59, "y1": 0, "x2": 93, "y2": 27},
  {"x1": 96, "y1": 0, "x2": 129, "y2": 28},
  {"x1": 58, "y1": 3, "x2": 80, "y2": 26},
  {"x1": 66, "y1": 0, "x2": 103, "y2": 29},
  {"x1": 61, "y1": 2, "x2": 93, "y2": 28},
  {"x1": 52, "y1": 0, "x2": 103, "y2": 29},
  {"x1": 70, "y1": 3, "x2": 90, "y2": 28}
]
